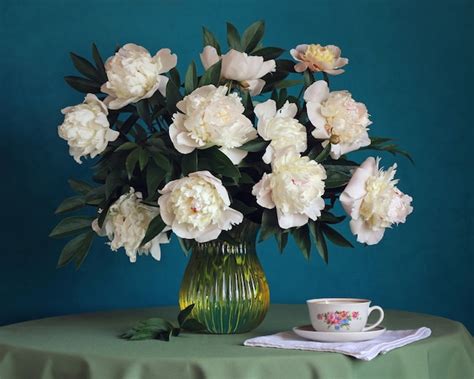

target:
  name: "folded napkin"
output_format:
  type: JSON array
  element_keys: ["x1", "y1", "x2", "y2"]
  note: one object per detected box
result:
[{"x1": 243, "y1": 327, "x2": 431, "y2": 361}]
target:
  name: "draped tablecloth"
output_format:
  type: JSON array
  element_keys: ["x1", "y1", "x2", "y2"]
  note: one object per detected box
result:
[{"x1": 0, "y1": 305, "x2": 473, "y2": 379}]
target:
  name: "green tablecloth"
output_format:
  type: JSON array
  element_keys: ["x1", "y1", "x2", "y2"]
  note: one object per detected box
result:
[{"x1": 0, "y1": 305, "x2": 472, "y2": 379}]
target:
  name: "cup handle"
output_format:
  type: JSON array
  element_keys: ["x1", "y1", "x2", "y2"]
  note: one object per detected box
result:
[{"x1": 362, "y1": 306, "x2": 384, "y2": 331}]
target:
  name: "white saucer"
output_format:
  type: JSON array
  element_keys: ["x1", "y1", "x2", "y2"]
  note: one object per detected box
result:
[{"x1": 293, "y1": 324, "x2": 386, "y2": 342}]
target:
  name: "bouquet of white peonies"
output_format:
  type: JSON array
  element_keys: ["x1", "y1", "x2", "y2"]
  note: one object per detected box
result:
[{"x1": 50, "y1": 21, "x2": 413, "y2": 268}]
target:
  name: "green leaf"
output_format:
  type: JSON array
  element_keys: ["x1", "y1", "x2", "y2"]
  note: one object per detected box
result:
[
  {"x1": 199, "y1": 60, "x2": 222, "y2": 87},
  {"x1": 146, "y1": 163, "x2": 164, "y2": 198},
  {"x1": 321, "y1": 224, "x2": 354, "y2": 248},
  {"x1": 239, "y1": 137, "x2": 269, "y2": 152},
  {"x1": 55, "y1": 196, "x2": 85, "y2": 214},
  {"x1": 184, "y1": 61, "x2": 198, "y2": 95},
  {"x1": 126, "y1": 148, "x2": 140, "y2": 179},
  {"x1": 178, "y1": 304, "x2": 195, "y2": 326},
  {"x1": 241, "y1": 20, "x2": 265, "y2": 52},
  {"x1": 57, "y1": 231, "x2": 94, "y2": 269},
  {"x1": 232, "y1": 199, "x2": 257, "y2": 215},
  {"x1": 309, "y1": 221, "x2": 329, "y2": 263},
  {"x1": 138, "y1": 148, "x2": 149, "y2": 171},
  {"x1": 114, "y1": 142, "x2": 137, "y2": 152},
  {"x1": 91, "y1": 43, "x2": 107, "y2": 82},
  {"x1": 120, "y1": 114, "x2": 139, "y2": 135},
  {"x1": 202, "y1": 27, "x2": 221, "y2": 54},
  {"x1": 105, "y1": 170, "x2": 122, "y2": 198},
  {"x1": 259, "y1": 208, "x2": 279, "y2": 242},
  {"x1": 199, "y1": 147, "x2": 240, "y2": 178},
  {"x1": 325, "y1": 169, "x2": 352, "y2": 189},
  {"x1": 181, "y1": 318, "x2": 206, "y2": 332},
  {"x1": 292, "y1": 225, "x2": 311, "y2": 259},
  {"x1": 314, "y1": 143, "x2": 331, "y2": 162},
  {"x1": 226, "y1": 22, "x2": 242, "y2": 51},
  {"x1": 141, "y1": 215, "x2": 166, "y2": 246},
  {"x1": 182, "y1": 149, "x2": 198, "y2": 175},
  {"x1": 49, "y1": 216, "x2": 93, "y2": 239},
  {"x1": 177, "y1": 237, "x2": 194, "y2": 255},
  {"x1": 320, "y1": 211, "x2": 346, "y2": 224},
  {"x1": 169, "y1": 67, "x2": 180, "y2": 87},
  {"x1": 69, "y1": 52, "x2": 100, "y2": 82},
  {"x1": 64, "y1": 76, "x2": 101, "y2": 93},
  {"x1": 275, "y1": 59, "x2": 296, "y2": 73},
  {"x1": 151, "y1": 152, "x2": 171, "y2": 172},
  {"x1": 274, "y1": 79, "x2": 304, "y2": 89},
  {"x1": 68, "y1": 179, "x2": 93, "y2": 195},
  {"x1": 136, "y1": 100, "x2": 151, "y2": 127},
  {"x1": 275, "y1": 231, "x2": 288, "y2": 253},
  {"x1": 166, "y1": 79, "x2": 182, "y2": 114},
  {"x1": 303, "y1": 70, "x2": 315, "y2": 87},
  {"x1": 252, "y1": 47, "x2": 285, "y2": 60}
]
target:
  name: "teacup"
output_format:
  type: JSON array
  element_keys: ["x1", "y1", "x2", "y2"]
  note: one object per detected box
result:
[{"x1": 307, "y1": 298, "x2": 384, "y2": 333}]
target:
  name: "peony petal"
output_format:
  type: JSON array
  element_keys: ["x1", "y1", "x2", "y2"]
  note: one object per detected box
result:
[
  {"x1": 294, "y1": 62, "x2": 308, "y2": 73},
  {"x1": 277, "y1": 209, "x2": 308, "y2": 229},
  {"x1": 262, "y1": 145, "x2": 274, "y2": 164},
  {"x1": 255, "y1": 59, "x2": 276, "y2": 78},
  {"x1": 149, "y1": 240, "x2": 162, "y2": 261},
  {"x1": 304, "y1": 80, "x2": 329, "y2": 103},
  {"x1": 350, "y1": 219, "x2": 385, "y2": 245},
  {"x1": 276, "y1": 101, "x2": 298, "y2": 119},
  {"x1": 246, "y1": 79, "x2": 266, "y2": 96},
  {"x1": 255, "y1": 99, "x2": 277, "y2": 123},
  {"x1": 190, "y1": 171, "x2": 231, "y2": 205},
  {"x1": 252, "y1": 174, "x2": 275, "y2": 209},
  {"x1": 157, "y1": 76, "x2": 169, "y2": 96},
  {"x1": 158, "y1": 194, "x2": 175, "y2": 225},
  {"x1": 154, "y1": 48, "x2": 178, "y2": 74},
  {"x1": 218, "y1": 208, "x2": 244, "y2": 230},
  {"x1": 172, "y1": 221, "x2": 197, "y2": 240},
  {"x1": 221, "y1": 50, "x2": 249, "y2": 81},
  {"x1": 169, "y1": 124, "x2": 196, "y2": 154},
  {"x1": 200, "y1": 46, "x2": 221, "y2": 70},
  {"x1": 195, "y1": 226, "x2": 222, "y2": 243}
]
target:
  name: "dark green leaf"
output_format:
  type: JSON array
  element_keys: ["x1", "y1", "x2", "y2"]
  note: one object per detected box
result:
[
  {"x1": 84, "y1": 186, "x2": 106, "y2": 206},
  {"x1": 321, "y1": 224, "x2": 354, "y2": 248},
  {"x1": 275, "y1": 59, "x2": 296, "y2": 73},
  {"x1": 69, "y1": 52, "x2": 100, "y2": 82},
  {"x1": 309, "y1": 221, "x2": 329, "y2": 263},
  {"x1": 252, "y1": 47, "x2": 285, "y2": 60},
  {"x1": 202, "y1": 27, "x2": 221, "y2": 54},
  {"x1": 138, "y1": 148, "x2": 149, "y2": 171},
  {"x1": 115, "y1": 142, "x2": 137, "y2": 152},
  {"x1": 226, "y1": 22, "x2": 242, "y2": 51},
  {"x1": 136, "y1": 100, "x2": 151, "y2": 127},
  {"x1": 119, "y1": 114, "x2": 140, "y2": 135},
  {"x1": 232, "y1": 199, "x2": 257, "y2": 215},
  {"x1": 105, "y1": 170, "x2": 122, "y2": 198},
  {"x1": 49, "y1": 216, "x2": 93, "y2": 239},
  {"x1": 151, "y1": 152, "x2": 171, "y2": 172},
  {"x1": 68, "y1": 179, "x2": 93, "y2": 195},
  {"x1": 91, "y1": 43, "x2": 107, "y2": 82},
  {"x1": 126, "y1": 148, "x2": 140, "y2": 179},
  {"x1": 182, "y1": 149, "x2": 198, "y2": 175},
  {"x1": 292, "y1": 225, "x2": 311, "y2": 259},
  {"x1": 178, "y1": 304, "x2": 195, "y2": 326},
  {"x1": 259, "y1": 208, "x2": 279, "y2": 242},
  {"x1": 184, "y1": 61, "x2": 198, "y2": 95},
  {"x1": 181, "y1": 318, "x2": 206, "y2": 332},
  {"x1": 239, "y1": 137, "x2": 269, "y2": 152},
  {"x1": 141, "y1": 214, "x2": 166, "y2": 246},
  {"x1": 275, "y1": 231, "x2": 288, "y2": 253},
  {"x1": 241, "y1": 20, "x2": 265, "y2": 52},
  {"x1": 320, "y1": 211, "x2": 346, "y2": 224},
  {"x1": 169, "y1": 67, "x2": 180, "y2": 87},
  {"x1": 177, "y1": 237, "x2": 194, "y2": 255},
  {"x1": 146, "y1": 163, "x2": 164, "y2": 198},
  {"x1": 166, "y1": 79, "x2": 182, "y2": 114},
  {"x1": 274, "y1": 80, "x2": 304, "y2": 89},
  {"x1": 55, "y1": 196, "x2": 85, "y2": 214},
  {"x1": 314, "y1": 143, "x2": 331, "y2": 162},
  {"x1": 303, "y1": 70, "x2": 315, "y2": 87},
  {"x1": 198, "y1": 147, "x2": 240, "y2": 178},
  {"x1": 219, "y1": 231, "x2": 239, "y2": 245},
  {"x1": 325, "y1": 169, "x2": 352, "y2": 189},
  {"x1": 64, "y1": 76, "x2": 101, "y2": 93},
  {"x1": 57, "y1": 231, "x2": 94, "y2": 269},
  {"x1": 199, "y1": 60, "x2": 222, "y2": 87}
]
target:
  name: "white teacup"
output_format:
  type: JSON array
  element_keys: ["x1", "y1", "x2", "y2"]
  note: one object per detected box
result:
[{"x1": 307, "y1": 298, "x2": 384, "y2": 333}]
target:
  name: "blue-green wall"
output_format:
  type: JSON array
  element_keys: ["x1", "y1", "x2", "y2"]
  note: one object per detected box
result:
[{"x1": 1, "y1": 0, "x2": 473, "y2": 331}]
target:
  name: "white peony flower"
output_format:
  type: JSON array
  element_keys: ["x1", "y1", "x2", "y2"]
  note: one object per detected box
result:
[
  {"x1": 290, "y1": 44, "x2": 348, "y2": 74},
  {"x1": 101, "y1": 43, "x2": 177, "y2": 110},
  {"x1": 92, "y1": 188, "x2": 169, "y2": 263},
  {"x1": 58, "y1": 94, "x2": 119, "y2": 164},
  {"x1": 200, "y1": 46, "x2": 276, "y2": 96},
  {"x1": 252, "y1": 149, "x2": 326, "y2": 229},
  {"x1": 169, "y1": 85, "x2": 257, "y2": 164},
  {"x1": 340, "y1": 157, "x2": 413, "y2": 245},
  {"x1": 254, "y1": 100, "x2": 307, "y2": 164},
  {"x1": 158, "y1": 171, "x2": 243, "y2": 243},
  {"x1": 304, "y1": 81, "x2": 371, "y2": 159}
]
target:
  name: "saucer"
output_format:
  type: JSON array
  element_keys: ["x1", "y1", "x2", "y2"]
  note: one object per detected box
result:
[{"x1": 293, "y1": 324, "x2": 386, "y2": 342}]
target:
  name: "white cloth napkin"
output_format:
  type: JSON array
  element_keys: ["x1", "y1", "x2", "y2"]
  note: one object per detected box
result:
[{"x1": 243, "y1": 327, "x2": 431, "y2": 361}]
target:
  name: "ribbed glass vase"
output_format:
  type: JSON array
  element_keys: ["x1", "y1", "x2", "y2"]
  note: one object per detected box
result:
[{"x1": 178, "y1": 222, "x2": 270, "y2": 334}]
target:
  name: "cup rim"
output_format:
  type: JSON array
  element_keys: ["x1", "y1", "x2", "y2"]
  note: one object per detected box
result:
[{"x1": 306, "y1": 298, "x2": 371, "y2": 305}]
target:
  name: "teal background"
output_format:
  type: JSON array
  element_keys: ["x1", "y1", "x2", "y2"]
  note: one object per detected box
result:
[{"x1": 1, "y1": 0, "x2": 473, "y2": 332}]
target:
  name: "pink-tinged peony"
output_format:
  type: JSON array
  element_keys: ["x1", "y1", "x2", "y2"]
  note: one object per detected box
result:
[
  {"x1": 340, "y1": 157, "x2": 413, "y2": 245},
  {"x1": 304, "y1": 80, "x2": 371, "y2": 159},
  {"x1": 101, "y1": 43, "x2": 177, "y2": 109},
  {"x1": 200, "y1": 46, "x2": 276, "y2": 96},
  {"x1": 252, "y1": 149, "x2": 326, "y2": 229},
  {"x1": 290, "y1": 44, "x2": 348, "y2": 74},
  {"x1": 158, "y1": 171, "x2": 243, "y2": 243}
]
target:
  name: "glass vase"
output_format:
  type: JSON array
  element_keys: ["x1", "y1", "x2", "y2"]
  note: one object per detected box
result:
[{"x1": 178, "y1": 222, "x2": 270, "y2": 334}]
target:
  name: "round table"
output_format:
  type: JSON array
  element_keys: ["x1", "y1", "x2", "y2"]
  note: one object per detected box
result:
[{"x1": 0, "y1": 305, "x2": 472, "y2": 379}]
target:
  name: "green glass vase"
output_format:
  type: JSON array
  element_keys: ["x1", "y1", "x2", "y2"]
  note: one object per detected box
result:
[{"x1": 178, "y1": 222, "x2": 270, "y2": 334}]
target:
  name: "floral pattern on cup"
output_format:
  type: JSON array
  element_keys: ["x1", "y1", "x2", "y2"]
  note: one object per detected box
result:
[{"x1": 316, "y1": 310, "x2": 361, "y2": 330}]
